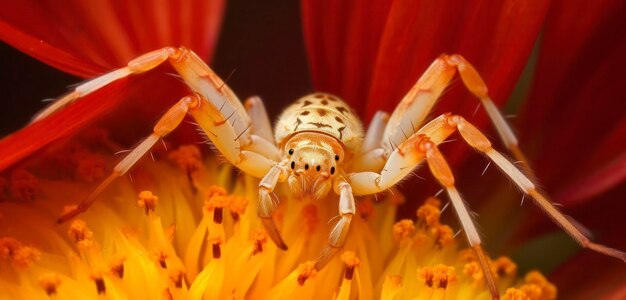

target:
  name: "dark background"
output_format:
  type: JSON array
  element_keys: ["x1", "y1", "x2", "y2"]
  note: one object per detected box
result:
[{"x1": 0, "y1": 1, "x2": 311, "y2": 137}]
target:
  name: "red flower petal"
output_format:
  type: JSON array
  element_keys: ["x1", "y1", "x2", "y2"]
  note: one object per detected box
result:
[
  {"x1": 302, "y1": 0, "x2": 550, "y2": 169},
  {"x1": 517, "y1": 0, "x2": 626, "y2": 204},
  {"x1": 0, "y1": 0, "x2": 225, "y2": 77},
  {"x1": 0, "y1": 0, "x2": 225, "y2": 171}
]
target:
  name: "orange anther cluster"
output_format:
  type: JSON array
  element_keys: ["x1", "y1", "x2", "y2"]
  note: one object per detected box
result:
[
  {"x1": 431, "y1": 224, "x2": 454, "y2": 248},
  {"x1": 168, "y1": 145, "x2": 203, "y2": 173},
  {"x1": 392, "y1": 219, "x2": 415, "y2": 240},
  {"x1": 205, "y1": 195, "x2": 231, "y2": 212},
  {"x1": 493, "y1": 256, "x2": 517, "y2": 278},
  {"x1": 419, "y1": 264, "x2": 457, "y2": 289},
  {"x1": 463, "y1": 261, "x2": 483, "y2": 281},
  {"x1": 138, "y1": 190, "x2": 159, "y2": 214},
  {"x1": 0, "y1": 237, "x2": 41, "y2": 268},
  {"x1": 296, "y1": 261, "x2": 317, "y2": 286},
  {"x1": 39, "y1": 273, "x2": 62, "y2": 296},
  {"x1": 502, "y1": 288, "x2": 527, "y2": 300},
  {"x1": 68, "y1": 220, "x2": 93, "y2": 243},
  {"x1": 89, "y1": 273, "x2": 106, "y2": 295},
  {"x1": 521, "y1": 271, "x2": 557, "y2": 300},
  {"x1": 340, "y1": 251, "x2": 361, "y2": 268},
  {"x1": 229, "y1": 196, "x2": 248, "y2": 216},
  {"x1": 416, "y1": 203, "x2": 441, "y2": 227},
  {"x1": 251, "y1": 229, "x2": 268, "y2": 255}
]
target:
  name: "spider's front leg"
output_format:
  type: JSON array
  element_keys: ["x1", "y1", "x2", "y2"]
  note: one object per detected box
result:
[
  {"x1": 57, "y1": 59, "x2": 280, "y2": 222},
  {"x1": 258, "y1": 162, "x2": 290, "y2": 250},
  {"x1": 314, "y1": 180, "x2": 355, "y2": 271}
]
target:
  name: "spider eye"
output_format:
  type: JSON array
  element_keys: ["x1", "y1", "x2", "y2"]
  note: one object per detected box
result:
[
  {"x1": 290, "y1": 161, "x2": 295, "y2": 169},
  {"x1": 334, "y1": 155, "x2": 339, "y2": 161},
  {"x1": 316, "y1": 165, "x2": 321, "y2": 171},
  {"x1": 305, "y1": 164, "x2": 309, "y2": 170},
  {"x1": 288, "y1": 149, "x2": 294, "y2": 155},
  {"x1": 330, "y1": 167, "x2": 336, "y2": 175}
]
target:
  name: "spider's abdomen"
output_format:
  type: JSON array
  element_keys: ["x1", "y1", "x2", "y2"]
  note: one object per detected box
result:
[{"x1": 274, "y1": 93, "x2": 364, "y2": 152}]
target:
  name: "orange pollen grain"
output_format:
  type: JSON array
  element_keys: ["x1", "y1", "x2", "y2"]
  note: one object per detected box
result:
[
  {"x1": 393, "y1": 219, "x2": 416, "y2": 240},
  {"x1": 419, "y1": 264, "x2": 456, "y2": 289},
  {"x1": 0, "y1": 238, "x2": 41, "y2": 268},
  {"x1": 417, "y1": 204, "x2": 441, "y2": 227},
  {"x1": 341, "y1": 251, "x2": 361, "y2": 268},
  {"x1": 138, "y1": 190, "x2": 158, "y2": 214},
  {"x1": 251, "y1": 229, "x2": 268, "y2": 255},
  {"x1": 206, "y1": 185, "x2": 227, "y2": 198},
  {"x1": 229, "y1": 196, "x2": 248, "y2": 216},
  {"x1": 493, "y1": 256, "x2": 517, "y2": 278},
  {"x1": 463, "y1": 261, "x2": 483, "y2": 281},
  {"x1": 502, "y1": 288, "x2": 528, "y2": 300},
  {"x1": 424, "y1": 196, "x2": 442, "y2": 208},
  {"x1": 523, "y1": 271, "x2": 557, "y2": 299},
  {"x1": 68, "y1": 220, "x2": 93, "y2": 243},
  {"x1": 431, "y1": 224, "x2": 454, "y2": 248},
  {"x1": 39, "y1": 273, "x2": 62, "y2": 296},
  {"x1": 296, "y1": 261, "x2": 317, "y2": 286},
  {"x1": 204, "y1": 194, "x2": 231, "y2": 211}
]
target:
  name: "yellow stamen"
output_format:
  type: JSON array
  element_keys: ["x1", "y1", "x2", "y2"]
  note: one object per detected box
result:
[
  {"x1": 503, "y1": 288, "x2": 529, "y2": 300},
  {"x1": 522, "y1": 271, "x2": 557, "y2": 300},
  {"x1": 68, "y1": 219, "x2": 94, "y2": 249},
  {"x1": 138, "y1": 190, "x2": 158, "y2": 215},
  {"x1": 0, "y1": 237, "x2": 41, "y2": 268},
  {"x1": 419, "y1": 264, "x2": 457, "y2": 289},
  {"x1": 393, "y1": 219, "x2": 416, "y2": 240},
  {"x1": 297, "y1": 261, "x2": 317, "y2": 286}
]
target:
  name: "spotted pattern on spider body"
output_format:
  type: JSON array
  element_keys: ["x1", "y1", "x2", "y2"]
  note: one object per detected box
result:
[{"x1": 274, "y1": 93, "x2": 364, "y2": 152}]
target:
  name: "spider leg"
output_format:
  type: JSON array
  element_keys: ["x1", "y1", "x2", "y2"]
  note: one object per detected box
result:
[
  {"x1": 445, "y1": 115, "x2": 626, "y2": 263},
  {"x1": 421, "y1": 137, "x2": 500, "y2": 300},
  {"x1": 314, "y1": 180, "x2": 355, "y2": 271},
  {"x1": 259, "y1": 162, "x2": 289, "y2": 250},
  {"x1": 57, "y1": 94, "x2": 202, "y2": 223},
  {"x1": 349, "y1": 126, "x2": 500, "y2": 299},
  {"x1": 353, "y1": 111, "x2": 389, "y2": 172},
  {"x1": 381, "y1": 54, "x2": 528, "y2": 171},
  {"x1": 244, "y1": 96, "x2": 275, "y2": 144}
]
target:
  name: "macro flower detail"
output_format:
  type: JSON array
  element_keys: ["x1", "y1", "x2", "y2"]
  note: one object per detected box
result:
[
  {"x1": 0, "y1": 138, "x2": 556, "y2": 299},
  {"x1": 0, "y1": 0, "x2": 624, "y2": 298}
]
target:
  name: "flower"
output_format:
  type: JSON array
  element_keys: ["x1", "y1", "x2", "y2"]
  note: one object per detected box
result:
[
  {"x1": 0, "y1": 0, "x2": 624, "y2": 299},
  {"x1": 0, "y1": 136, "x2": 556, "y2": 299},
  {"x1": 303, "y1": 0, "x2": 626, "y2": 298}
]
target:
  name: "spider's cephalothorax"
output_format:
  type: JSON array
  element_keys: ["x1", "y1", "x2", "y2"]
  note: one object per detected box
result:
[
  {"x1": 275, "y1": 93, "x2": 363, "y2": 200},
  {"x1": 49, "y1": 47, "x2": 625, "y2": 300}
]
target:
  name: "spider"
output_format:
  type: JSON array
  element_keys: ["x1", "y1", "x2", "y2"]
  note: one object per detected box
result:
[{"x1": 40, "y1": 47, "x2": 624, "y2": 299}]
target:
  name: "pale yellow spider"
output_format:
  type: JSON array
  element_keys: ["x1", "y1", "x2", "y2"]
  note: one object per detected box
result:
[{"x1": 38, "y1": 47, "x2": 624, "y2": 299}]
